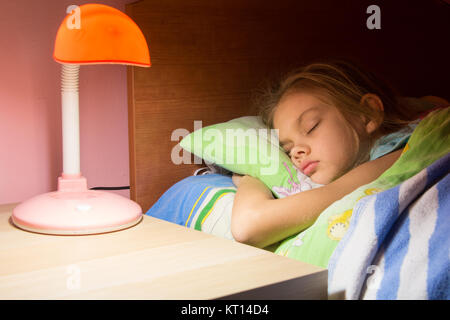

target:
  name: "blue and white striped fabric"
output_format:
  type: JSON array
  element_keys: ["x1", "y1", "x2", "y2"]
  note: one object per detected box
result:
[
  {"x1": 146, "y1": 173, "x2": 237, "y2": 240},
  {"x1": 328, "y1": 153, "x2": 450, "y2": 300}
]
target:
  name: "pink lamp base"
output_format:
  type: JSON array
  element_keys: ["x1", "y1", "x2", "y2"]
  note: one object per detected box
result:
[{"x1": 11, "y1": 175, "x2": 142, "y2": 235}]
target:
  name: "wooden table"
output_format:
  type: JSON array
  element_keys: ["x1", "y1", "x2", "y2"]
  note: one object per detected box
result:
[{"x1": 0, "y1": 203, "x2": 327, "y2": 299}]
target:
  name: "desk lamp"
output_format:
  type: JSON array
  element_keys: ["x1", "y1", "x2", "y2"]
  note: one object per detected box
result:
[{"x1": 12, "y1": 4, "x2": 150, "y2": 235}]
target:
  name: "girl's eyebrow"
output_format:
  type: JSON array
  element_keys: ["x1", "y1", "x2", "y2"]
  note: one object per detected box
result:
[{"x1": 279, "y1": 106, "x2": 320, "y2": 146}]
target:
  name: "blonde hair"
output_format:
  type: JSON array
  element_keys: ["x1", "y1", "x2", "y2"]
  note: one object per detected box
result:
[{"x1": 258, "y1": 60, "x2": 425, "y2": 137}]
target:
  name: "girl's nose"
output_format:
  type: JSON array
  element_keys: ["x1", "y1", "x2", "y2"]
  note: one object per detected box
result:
[{"x1": 290, "y1": 145, "x2": 310, "y2": 164}]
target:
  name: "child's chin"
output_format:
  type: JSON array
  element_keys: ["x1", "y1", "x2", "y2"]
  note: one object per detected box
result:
[{"x1": 310, "y1": 173, "x2": 332, "y2": 185}]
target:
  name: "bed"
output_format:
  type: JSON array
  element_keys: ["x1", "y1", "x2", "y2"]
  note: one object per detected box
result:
[{"x1": 126, "y1": 0, "x2": 449, "y2": 299}]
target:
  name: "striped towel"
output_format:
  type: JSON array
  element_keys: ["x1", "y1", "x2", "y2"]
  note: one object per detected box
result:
[{"x1": 328, "y1": 153, "x2": 450, "y2": 300}]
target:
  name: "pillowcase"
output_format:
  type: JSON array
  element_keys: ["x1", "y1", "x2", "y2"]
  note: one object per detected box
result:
[{"x1": 179, "y1": 116, "x2": 322, "y2": 198}]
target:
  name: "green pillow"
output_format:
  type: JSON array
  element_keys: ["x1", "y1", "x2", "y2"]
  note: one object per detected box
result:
[{"x1": 179, "y1": 116, "x2": 322, "y2": 198}]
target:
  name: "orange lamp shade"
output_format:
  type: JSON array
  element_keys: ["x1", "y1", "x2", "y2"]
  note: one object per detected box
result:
[{"x1": 53, "y1": 4, "x2": 150, "y2": 67}]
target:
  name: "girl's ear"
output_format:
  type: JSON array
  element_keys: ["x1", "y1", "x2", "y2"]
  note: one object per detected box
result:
[{"x1": 360, "y1": 93, "x2": 384, "y2": 135}]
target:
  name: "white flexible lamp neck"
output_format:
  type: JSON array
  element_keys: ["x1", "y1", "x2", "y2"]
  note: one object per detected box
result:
[{"x1": 61, "y1": 64, "x2": 81, "y2": 176}]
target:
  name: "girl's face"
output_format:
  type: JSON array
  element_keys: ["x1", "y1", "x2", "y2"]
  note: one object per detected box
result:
[{"x1": 273, "y1": 92, "x2": 369, "y2": 184}]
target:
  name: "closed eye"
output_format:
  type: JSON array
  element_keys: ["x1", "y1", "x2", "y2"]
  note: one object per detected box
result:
[{"x1": 307, "y1": 122, "x2": 319, "y2": 134}]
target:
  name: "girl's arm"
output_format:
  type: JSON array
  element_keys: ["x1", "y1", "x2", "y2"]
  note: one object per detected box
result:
[{"x1": 231, "y1": 149, "x2": 402, "y2": 248}]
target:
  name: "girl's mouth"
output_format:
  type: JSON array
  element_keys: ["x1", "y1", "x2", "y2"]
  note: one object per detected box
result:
[{"x1": 302, "y1": 161, "x2": 319, "y2": 176}]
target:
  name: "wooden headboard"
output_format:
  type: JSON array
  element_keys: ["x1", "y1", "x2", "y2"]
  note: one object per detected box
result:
[{"x1": 126, "y1": 0, "x2": 449, "y2": 212}]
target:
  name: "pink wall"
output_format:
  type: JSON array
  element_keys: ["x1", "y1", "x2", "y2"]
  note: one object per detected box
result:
[{"x1": 0, "y1": 0, "x2": 136, "y2": 204}]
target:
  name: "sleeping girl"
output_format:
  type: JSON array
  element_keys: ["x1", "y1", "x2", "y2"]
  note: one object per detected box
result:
[{"x1": 230, "y1": 60, "x2": 443, "y2": 249}]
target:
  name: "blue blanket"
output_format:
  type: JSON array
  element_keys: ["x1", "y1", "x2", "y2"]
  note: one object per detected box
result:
[{"x1": 328, "y1": 153, "x2": 450, "y2": 299}]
